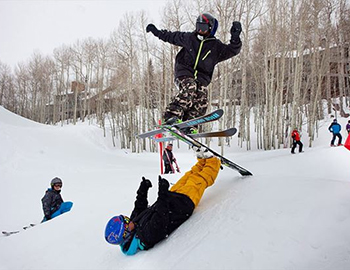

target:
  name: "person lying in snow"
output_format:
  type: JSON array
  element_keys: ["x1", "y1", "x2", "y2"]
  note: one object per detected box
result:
[
  {"x1": 41, "y1": 177, "x2": 73, "y2": 222},
  {"x1": 105, "y1": 148, "x2": 221, "y2": 255}
]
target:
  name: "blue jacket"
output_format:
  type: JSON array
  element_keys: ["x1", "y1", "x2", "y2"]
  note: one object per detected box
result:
[{"x1": 329, "y1": 122, "x2": 341, "y2": 134}]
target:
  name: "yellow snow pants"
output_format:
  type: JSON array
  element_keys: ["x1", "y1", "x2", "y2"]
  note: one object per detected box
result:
[{"x1": 170, "y1": 157, "x2": 221, "y2": 207}]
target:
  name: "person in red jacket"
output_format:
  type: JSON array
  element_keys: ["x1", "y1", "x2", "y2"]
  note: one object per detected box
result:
[{"x1": 291, "y1": 129, "x2": 303, "y2": 154}]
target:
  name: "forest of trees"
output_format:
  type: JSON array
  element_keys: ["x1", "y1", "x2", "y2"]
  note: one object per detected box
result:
[{"x1": 0, "y1": 0, "x2": 349, "y2": 152}]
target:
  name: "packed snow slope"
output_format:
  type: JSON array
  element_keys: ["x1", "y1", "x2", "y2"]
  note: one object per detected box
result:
[{"x1": 0, "y1": 105, "x2": 350, "y2": 270}]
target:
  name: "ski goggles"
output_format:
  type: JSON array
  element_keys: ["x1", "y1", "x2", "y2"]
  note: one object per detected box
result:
[
  {"x1": 196, "y1": 22, "x2": 210, "y2": 33},
  {"x1": 122, "y1": 216, "x2": 131, "y2": 239}
]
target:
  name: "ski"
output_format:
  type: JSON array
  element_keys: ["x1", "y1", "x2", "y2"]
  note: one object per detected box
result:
[
  {"x1": 2, "y1": 230, "x2": 20, "y2": 236},
  {"x1": 2, "y1": 223, "x2": 36, "y2": 237},
  {"x1": 173, "y1": 109, "x2": 223, "y2": 129},
  {"x1": 191, "y1": 127, "x2": 237, "y2": 138},
  {"x1": 153, "y1": 128, "x2": 237, "y2": 142},
  {"x1": 163, "y1": 126, "x2": 252, "y2": 176},
  {"x1": 137, "y1": 109, "x2": 224, "y2": 139},
  {"x1": 23, "y1": 223, "x2": 36, "y2": 230}
]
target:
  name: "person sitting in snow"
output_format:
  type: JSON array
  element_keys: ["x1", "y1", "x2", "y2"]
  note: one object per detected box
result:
[
  {"x1": 328, "y1": 119, "x2": 343, "y2": 146},
  {"x1": 41, "y1": 177, "x2": 73, "y2": 222},
  {"x1": 105, "y1": 148, "x2": 221, "y2": 255},
  {"x1": 291, "y1": 128, "x2": 303, "y2": 154}
]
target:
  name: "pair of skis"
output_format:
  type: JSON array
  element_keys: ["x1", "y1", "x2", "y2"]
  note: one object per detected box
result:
[
  {"x1": 137, "y1": 109, "x2": 252, "y2": 176},
  {"x1": 2, "y1": 224, "x2": 36, "y2": 237},
  {"x1": 138, "y1": 109, "x2": 227, "y2": 140}
]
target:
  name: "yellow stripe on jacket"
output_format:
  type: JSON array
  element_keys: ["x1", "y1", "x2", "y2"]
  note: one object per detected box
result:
[{"x1": 170, "y1": 157, "x2": 221, "y2": 207}]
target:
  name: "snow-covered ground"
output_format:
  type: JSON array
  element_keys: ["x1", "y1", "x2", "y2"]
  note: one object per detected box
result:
[{"x1": 0, "y1": 105, "x2": 350, "y2": 270}]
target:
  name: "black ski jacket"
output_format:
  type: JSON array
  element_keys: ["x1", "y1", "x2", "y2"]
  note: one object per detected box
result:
[
  {"x1": 155, "y1": 30, "x2": 242, "y2": 86},
  {"x1": 41, "y1": 188, "x2": 63, "y2": 217},
  {"x1": 128, "y1": 180, "x2": 195, "y2": 250},
  {"x1": 162, "y1": 148, "x2": 174, "y2": 165}
]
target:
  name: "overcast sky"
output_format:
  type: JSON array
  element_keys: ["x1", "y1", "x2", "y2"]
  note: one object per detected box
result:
[{"x1": 0, "y1": 0, "x2": 168, "y2": 69}]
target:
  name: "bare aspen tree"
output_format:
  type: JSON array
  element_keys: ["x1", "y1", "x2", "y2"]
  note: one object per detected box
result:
[
  {"x1": 0, "y1": 62, "x2": 11, "y2": 107},
  {"x1": 306, "y1": 0, "x2": 331, "y2": 146},
  {"x1": 115, "y1": 13, "x2": 140, "y2": 152},
  {"x1": 71, "y1": 39, "x2": 89, "y2": 125},
  {"x1": 238, "y1": 0, "x2": 264, "y2": 150},
  {"x1": 139, "y1": 11, "x2": 159, "y2": 152}
]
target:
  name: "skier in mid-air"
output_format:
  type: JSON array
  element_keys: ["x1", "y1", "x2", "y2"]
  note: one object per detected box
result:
[
  {"x1": 146, "y1": 13, "x2": 242, "y2": 133},
  {"x1": 105, "y1": 148, "x2": 221, "y2": 255}
]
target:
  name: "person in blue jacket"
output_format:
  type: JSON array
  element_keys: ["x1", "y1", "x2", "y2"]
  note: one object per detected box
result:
[
  {"x1": 41, "y1": 177, "x2": 73, "y2": 222},
  {"x1": 328, "y1": 119, "x2": 343, "y2": 146}
]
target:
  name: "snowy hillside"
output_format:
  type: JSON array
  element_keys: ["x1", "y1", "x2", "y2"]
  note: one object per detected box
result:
[{"x1": 0, "y1": 105, "x2": 350, "y2": 270}]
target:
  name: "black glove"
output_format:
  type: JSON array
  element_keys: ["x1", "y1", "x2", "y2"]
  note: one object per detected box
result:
[
  {"x1": 141, "y1": 177, "x2": 152, "y2": 189},
  {"x1": 146, "y1": 24, "x2": 160, "y2": 36},
  {"x1": 138, "y1": 177, "x2": 152, "y2": 194},
  {"x1": 158, "y1": 175, "x2": 169, "y2": 196},
  {"x1": 45, "y1": 215, "x2": 51, "y2": 221},
  {"x1": 230, "y1": 21, "x2": 242, "y2": 43}
]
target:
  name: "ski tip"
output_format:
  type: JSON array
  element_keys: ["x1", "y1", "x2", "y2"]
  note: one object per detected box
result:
[{"x1": 240, "y1": 171, "x2": 253, "y2": 176}]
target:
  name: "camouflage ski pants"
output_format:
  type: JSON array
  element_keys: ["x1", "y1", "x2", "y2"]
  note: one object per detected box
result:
[{"x1": 164, "y1": 77, "x2": 208, "y2": 122}]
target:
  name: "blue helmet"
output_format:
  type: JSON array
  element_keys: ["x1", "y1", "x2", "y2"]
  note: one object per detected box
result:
[{"x1": 105, "y1": 215, "x2": 130, "y2": 245}]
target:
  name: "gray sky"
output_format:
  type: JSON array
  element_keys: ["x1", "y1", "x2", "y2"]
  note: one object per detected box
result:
[{"x1": 0, "y1": 0, "x2": 167, "y2": 68}]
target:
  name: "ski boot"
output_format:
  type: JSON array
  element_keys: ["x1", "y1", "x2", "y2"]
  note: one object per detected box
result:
[
  {"x1": 192, "y1": 146, "x2": 213, "y2": 159},
  {"x1": 164, "y1": 116, "x2": 182, "y2": 126}
]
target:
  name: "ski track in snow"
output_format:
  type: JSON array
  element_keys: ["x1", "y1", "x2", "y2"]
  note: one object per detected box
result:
[{"x1": 1, "y1": 106, "x2": 350, "y2": 270}]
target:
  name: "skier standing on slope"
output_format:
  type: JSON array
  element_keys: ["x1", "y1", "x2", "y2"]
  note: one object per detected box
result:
[
  {"x1": 162, "y1": 143, "x2": 180, "y2": 174},
  {"x1": 105, "y1": 148, "x2": 220, "y2": 255},
  {"x1": 328, "y1": 119, "x2": 343, "y2": 146},
  {"x1": 346, "y1": 120, "x2": 350, "y2": 134},
  {"x1": 146, "y1": 13, "x2": 242, "y2": 132},
  {"x1": 291, "y1": 128, "x2": 303, "y2": 154}
]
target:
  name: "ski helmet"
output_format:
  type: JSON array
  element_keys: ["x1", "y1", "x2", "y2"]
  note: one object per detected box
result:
[
  {"x1": 50, "y1": 177, "x2": 62, "y2": 187},
  {"x1": 105, "y1": 215, "x2": 131, "y2": 245},
  {"x1": 196, "y1": 13, "x2": 218, "y2": 37}
]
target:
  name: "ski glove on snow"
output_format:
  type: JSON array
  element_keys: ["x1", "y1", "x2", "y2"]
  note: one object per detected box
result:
[
  {"x1": 158, "y1": 176, "x2": 169, "y2": 197},
  {"x1": 137, "y1": 177, "x2": 152, "y2": 195},
  {"x1": 146, "y1": 24, "x2": 160, "y2": 37},
  {"x1": 141, "y1": 177, "x2": 152, "y2": 189},
  {"x1": 230, "y1": 21, "x2": 242, "y2": 43}
]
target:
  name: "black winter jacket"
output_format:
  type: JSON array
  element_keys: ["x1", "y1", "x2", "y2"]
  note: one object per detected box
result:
[
  {"x1": 155, "y1": 31, "x2": 242, "y2": 86},
  {"x1": 41, "y1": 188, "x2": 63, "y2": 217},
  {"x1": 129, "y1": 181, "x2": 195, "y2": 250},
  {"x1": 162, "y1": 148, "x2": 174, "y2": 165}
]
